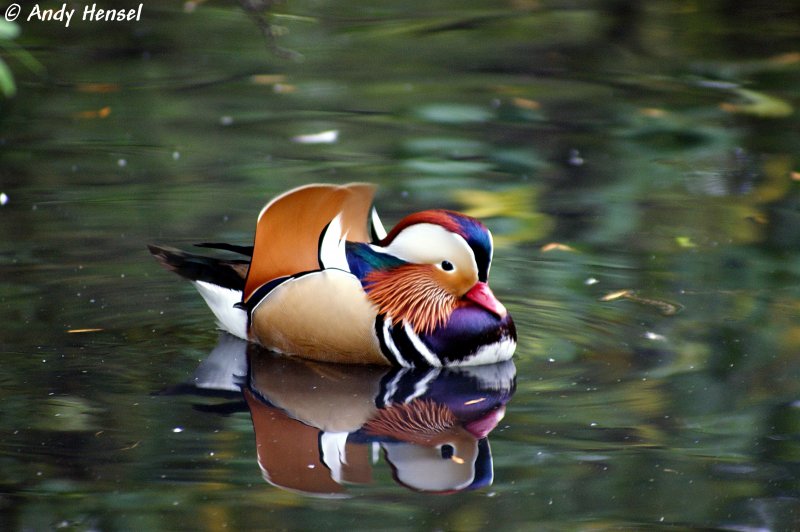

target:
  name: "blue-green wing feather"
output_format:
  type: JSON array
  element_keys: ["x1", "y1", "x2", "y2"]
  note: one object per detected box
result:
[{"x1": 345, "y1": 242, "x2": 405, "y2": 285}]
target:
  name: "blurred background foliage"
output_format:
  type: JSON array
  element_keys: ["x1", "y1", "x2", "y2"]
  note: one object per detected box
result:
[{"x1": 1, "y1": 0, "x2": 800, "y2": 530}]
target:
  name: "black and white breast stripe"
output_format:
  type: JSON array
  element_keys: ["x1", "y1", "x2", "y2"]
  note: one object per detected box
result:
[
  {"x1": 375, "y1": 315, "x2": 442, "y2": 367},
  {"x1": 375, "y1": 314, "x2": 517, "y2": 368}
]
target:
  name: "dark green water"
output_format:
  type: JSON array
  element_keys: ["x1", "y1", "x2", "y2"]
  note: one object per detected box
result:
[{"x1": 2, "y1": 1, "x2": 800, "y2": 530}]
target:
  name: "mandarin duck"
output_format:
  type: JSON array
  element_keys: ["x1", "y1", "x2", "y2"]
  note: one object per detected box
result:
[{"x1": 150, "y1": 183, "x2": 516, "y2": 366}]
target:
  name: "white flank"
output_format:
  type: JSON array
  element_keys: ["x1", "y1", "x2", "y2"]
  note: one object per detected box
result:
[{"x1": 193, "y1": 281, "x2": 248, "y2": 340}]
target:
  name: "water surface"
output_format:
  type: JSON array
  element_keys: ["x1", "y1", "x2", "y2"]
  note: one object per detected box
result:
[{"x1": 2, "y1": 1, "x2": 800, "y2": 530}]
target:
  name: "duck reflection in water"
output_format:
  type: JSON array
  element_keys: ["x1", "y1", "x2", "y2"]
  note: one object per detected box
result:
[{"x1": 180, "y1": 334, "x2": 516, "y2": 496}]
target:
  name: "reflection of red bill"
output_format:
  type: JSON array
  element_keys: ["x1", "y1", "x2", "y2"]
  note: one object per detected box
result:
[{"x1": 464, "y1": 406, "x2": 505, "y2": 439}]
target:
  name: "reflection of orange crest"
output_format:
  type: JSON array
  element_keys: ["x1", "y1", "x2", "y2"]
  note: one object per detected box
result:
[{"x1": 363, "y1": 399, "x2": 457, "y2": 444}]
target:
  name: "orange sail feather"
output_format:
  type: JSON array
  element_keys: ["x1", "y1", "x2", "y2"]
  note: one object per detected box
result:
[{"x1": 243, "y1": 183, "x2": 376, "y2": 301}]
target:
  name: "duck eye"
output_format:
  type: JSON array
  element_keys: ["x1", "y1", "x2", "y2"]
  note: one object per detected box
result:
[
  {"x1": 440, "y1": 260, "x2": 454, "y2": 272},
  {"x1": 440, "y1": 444, "x2": 455, "y2": 459}
]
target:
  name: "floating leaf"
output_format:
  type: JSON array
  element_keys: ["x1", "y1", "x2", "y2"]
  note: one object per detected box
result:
[
  {"x1": 769, "y1": 51, "x2": 800, "y2": 66},
  {"x1": 639, "y1": 107, "x2": 667, "y2": 118},
  {"x1": 76, "y1": 83, "x2": 120, "y2": 93},
  {"x1": 721, "y1": 88, "x2": 793, "y2": 118},
  {"x1": 600, "y1": 289, "x2": 633, "y2": 302},
  {"x1": 454, "y1": 186, "x2": 534, "y2": 219},
  {"x1": 629, "y1": 294, "x2": 683, "y2": 316},
  {"x1": 249, "y1": 74, "x2": 296, "y2": 93},
  {"x1": 250, "y1": 74, "x2": 287, "y2": 85},
  {"x1": 74, "y1": 106, "x2": 111, "y2": 119},
  {"x1": 512, "y1": 97, "x2": 541, "y2": 110},
  {"x1": 453, "y1": 186, "x2": 554, "y2": 245},
  {"x1": 746, "y1": 213, "x2": 768, "y2": 225},
  {"x1": 697, "y1": 51, "x2": 800, "y2": 79},
  {"x1": 272, "y1": 83, "x2": 296, "y2": 94},
  {"x1": 600, "y1": 290, "x2": 682, "y2": 316},
  {"x1": 541, "y1": 242, "x2": 576, "y2": 252}
]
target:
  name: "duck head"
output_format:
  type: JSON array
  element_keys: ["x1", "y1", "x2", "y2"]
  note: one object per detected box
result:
[{"x1": 365, "y1": 210, "x2": 508, "y2": 335}]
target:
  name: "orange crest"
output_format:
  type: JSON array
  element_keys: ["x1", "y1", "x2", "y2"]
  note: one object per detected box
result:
[{"x1": 365, "y1": 264, "x2": 457, "y2": 335}]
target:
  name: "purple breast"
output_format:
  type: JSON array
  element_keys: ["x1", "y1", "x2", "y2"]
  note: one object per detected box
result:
[{"x1": 421, "y1": 305, "x2": 516, "y2": 364}]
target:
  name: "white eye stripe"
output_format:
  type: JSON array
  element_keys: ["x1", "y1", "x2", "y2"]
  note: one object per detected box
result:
[{"x1": 380, "y1": 223, "x2": 478, "y2": 276}]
